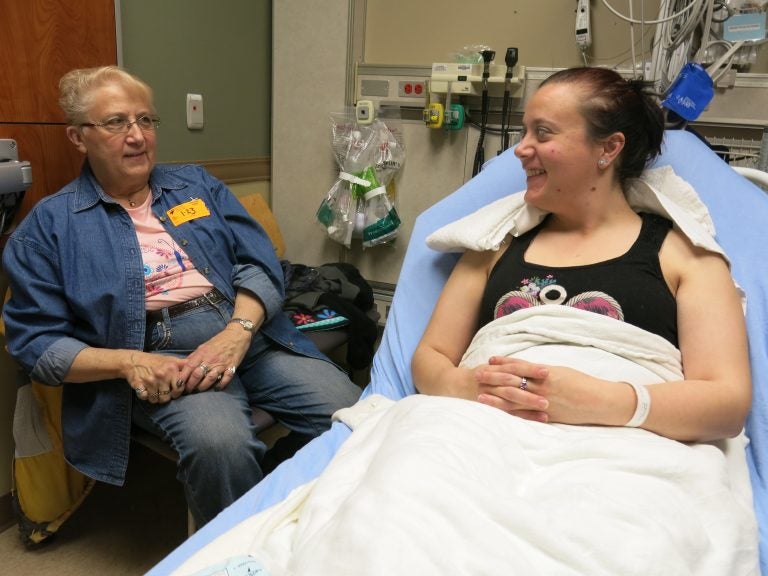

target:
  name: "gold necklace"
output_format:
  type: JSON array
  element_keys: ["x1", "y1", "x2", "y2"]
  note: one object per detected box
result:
[{"x1": 127, "y1": 187, "x2": 149, "y2": 207}]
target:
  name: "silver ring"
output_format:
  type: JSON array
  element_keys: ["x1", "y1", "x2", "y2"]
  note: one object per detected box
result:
[
  {"x1": 159, "y1": 389, "x2": 171, "y2": 396},
  {"x1": 151, "y1": 392, "x2": 160, "y2": 400},
  {"x1": 226, "y1": 365, "x2": 236, "y2": 375},
  {"x1": 519, "y1": 377, "x2": 528, "y2": 391},
  {"x1": 199, "y1": 363, "x2": 211, "y2": 377},
  {"x1": 135, "y1": 386, "x2": 146, "y2": 397}
]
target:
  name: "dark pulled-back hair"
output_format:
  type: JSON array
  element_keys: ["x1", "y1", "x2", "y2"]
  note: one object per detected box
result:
[{"x1": 540, "y1": 67, "x2": 664, "y2": 184}]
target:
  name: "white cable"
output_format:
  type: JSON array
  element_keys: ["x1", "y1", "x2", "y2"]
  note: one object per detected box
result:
[
  {"x1": 694, "y1": 0, "x2": 718, "y2": 62},
  {"x1": 648, "y1": 0, "x2": 669, "y2": 86},
  {"x1": 647, "y1": 0, "x2": 711, "y2": 90},
  {"x1": 708, "y1": 40, "x2": 745, "y2": 81},
  {"x1": 733, "y1": 167, "x2": 768, "y2": 191},
  {"x1": 629, "y1": 0, "x2": 637, "y2": 75},
  {"x1": 663, "y1": 0, "x2": 706, "y2": 52},
  {"x1": 640, "y1": 0, "x2": 648, "y2": 77},
  {"x1": 601, "y1": 0, "x2": 701, "y2": 25}
]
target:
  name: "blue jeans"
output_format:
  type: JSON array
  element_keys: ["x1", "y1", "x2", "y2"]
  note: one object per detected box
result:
[{"x1": 132, "y1": 296, "x2": 361, "y2": 526}]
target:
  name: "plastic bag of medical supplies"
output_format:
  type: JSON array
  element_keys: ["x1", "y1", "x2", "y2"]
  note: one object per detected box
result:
[{"x1": 316, "y1": 111, "x2": 405, "y2": 249}]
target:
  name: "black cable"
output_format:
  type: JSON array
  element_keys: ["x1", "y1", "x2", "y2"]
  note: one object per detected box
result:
[
  {"x1": 464, "y1": 107, "x2": 522, "y2": 136},
  {"x1": 472, "y1": 89, "x2": 489, "y2": 176},
  {"x1": 472, "y1": 50, "x2": 495, "y2": 177},
  {"x1": 498, "y1": 84, "x2": 511, "y2": 155},
  {"x1": 498, "y1": 48, "x2": 518, "y2": 155}
]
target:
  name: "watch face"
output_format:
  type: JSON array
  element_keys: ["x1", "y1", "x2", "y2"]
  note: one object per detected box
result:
[{"x1": 231, "y1": 318, "x2": 255, "y2": 332}]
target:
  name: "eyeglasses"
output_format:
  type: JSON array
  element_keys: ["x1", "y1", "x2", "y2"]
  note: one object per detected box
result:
[{"x1": 80, "y1": 115, "x2": 160, "y2": 134}]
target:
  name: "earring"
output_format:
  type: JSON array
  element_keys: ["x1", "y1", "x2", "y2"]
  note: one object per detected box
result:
[{"x1": 598, "y1": 158, "x2": 607, "y2": 168}]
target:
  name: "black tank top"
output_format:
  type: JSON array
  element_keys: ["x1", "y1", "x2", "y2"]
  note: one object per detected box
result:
[{"x1": 479, "y1": 212, "x2": 678, "y2": 346}]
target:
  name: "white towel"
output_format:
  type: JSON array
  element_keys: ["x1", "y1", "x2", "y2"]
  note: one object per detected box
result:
[{"x1": 426, "y1": 166, "x2": 726, "y2": 261}]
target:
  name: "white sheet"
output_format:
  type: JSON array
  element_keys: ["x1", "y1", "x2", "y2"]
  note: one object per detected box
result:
[{"x1": 174, "y1": 307, "x2": 759, "y2": 576}]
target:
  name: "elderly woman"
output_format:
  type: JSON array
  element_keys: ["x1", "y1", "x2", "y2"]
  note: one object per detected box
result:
[
  {"x1": 2, "y1": 66, "x2": 361, "y2": 527},
  {"x1": 413, "y1": 67, "x2": 751, "y2": 443}
]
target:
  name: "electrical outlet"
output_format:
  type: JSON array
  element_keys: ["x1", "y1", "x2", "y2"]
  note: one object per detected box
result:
[
  {"x1": 398, "y1": 81, "x2": 425, "y2": 98},
  {"x1": 355, "y1": 100, "x2": 375, "y2": 124}
]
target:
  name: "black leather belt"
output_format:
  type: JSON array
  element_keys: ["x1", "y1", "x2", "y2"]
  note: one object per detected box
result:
[{"x1": 146, "y1": 287, "x2": 227, "y2": 325}]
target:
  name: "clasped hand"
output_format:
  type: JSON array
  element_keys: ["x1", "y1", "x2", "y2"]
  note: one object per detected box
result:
[
  {"x1": 130, "y1": 327, "x2": 250, "y2": 403},
  {"x1": 475, "y1": 356, "x2": 597, "y2": 424}
]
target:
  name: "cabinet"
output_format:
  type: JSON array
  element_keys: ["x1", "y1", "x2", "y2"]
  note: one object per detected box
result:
[{"x1": 0, "y1": 0, "x2": 118, "y2": 227}]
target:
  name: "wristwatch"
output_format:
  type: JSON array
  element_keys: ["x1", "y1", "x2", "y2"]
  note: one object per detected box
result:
[{"x1": 228, "y1": 317, "x2": 257, "y2": 332}]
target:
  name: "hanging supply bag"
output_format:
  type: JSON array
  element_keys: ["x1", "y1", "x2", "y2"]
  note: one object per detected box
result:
[
  {"x1": 316, "y1": 112, "x2": 405, "y2": 249},
  {"x1": 363, "y1": 185, "x2": 400, "y2": 248}
]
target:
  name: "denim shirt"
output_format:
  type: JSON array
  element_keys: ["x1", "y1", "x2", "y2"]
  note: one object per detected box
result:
[{"x1": 2, "y1": 162, "x2": 325, "y2": 485}]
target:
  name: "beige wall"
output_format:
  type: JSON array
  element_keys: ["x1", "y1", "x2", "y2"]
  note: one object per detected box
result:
[
  {"x1": 364, "y1": 0, "x2": 767, "y2": 71},
  {"x1": 271, "y1": 0, "x2": 356, "y2": 267},
  {"x1": 364, "y1": 0, "x2": 655, "y2": 69}
]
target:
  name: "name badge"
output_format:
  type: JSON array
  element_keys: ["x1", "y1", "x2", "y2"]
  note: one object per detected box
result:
[{"x1": 167, "y1": 198, "x2": 210, "y2": 226}]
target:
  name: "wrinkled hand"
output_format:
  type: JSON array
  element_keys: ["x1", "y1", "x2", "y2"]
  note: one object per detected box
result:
[
  {"x1": 178, "y1": 327, "x2": 251, "y2": 393},
  {"x1": 128, "y1": 351, "x2": 187, "y2": 404}
]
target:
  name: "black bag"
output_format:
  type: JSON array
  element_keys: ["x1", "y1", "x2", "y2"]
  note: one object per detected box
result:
[{"x1": 281, "y1": 261, "x2": 378, "y2": 370}]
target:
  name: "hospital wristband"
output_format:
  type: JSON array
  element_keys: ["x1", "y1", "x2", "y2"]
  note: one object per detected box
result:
[{"x1": 624, "y1": 381, "x2": 651, "y2": 428}]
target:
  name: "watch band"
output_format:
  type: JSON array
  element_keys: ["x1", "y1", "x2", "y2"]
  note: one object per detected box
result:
[{"x1": 228, "y1": 317, "x2": 256, "y2": 332}]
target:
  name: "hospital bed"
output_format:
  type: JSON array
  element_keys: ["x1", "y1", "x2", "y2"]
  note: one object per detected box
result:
[{"x1": 148, "y1": 129, "x2": 768, "y2": 575}]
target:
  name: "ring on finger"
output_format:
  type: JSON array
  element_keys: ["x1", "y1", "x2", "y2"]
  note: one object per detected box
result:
[
  {"x1": 519, "y1": 377, "x2": 529, "y2": 391},
  {"x1": 135, "y1": 386, "x2": 146, "y2": 397},
  {"x1": 159, "y1": 389, "x2": 171, "y2": 396},
  {"x1": 199, "y1": 363, "x2": 211, "y2": 377},
  {"x1": 151, "y1": 392, "x2": 160, "y2": 400},
  {"x1": 226, "y1": 365, "x2": 236, "y2": 375},
  {"x1": 215, "y1": 373, "x2": 223, "y2": 382}
]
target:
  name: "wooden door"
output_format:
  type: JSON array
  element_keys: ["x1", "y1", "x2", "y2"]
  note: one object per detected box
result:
[{"x1": 0, "y1": 0, "x2": 118, "y2": 231}]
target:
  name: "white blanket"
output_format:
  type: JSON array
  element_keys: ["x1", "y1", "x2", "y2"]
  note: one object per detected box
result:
[{"x1": 174, "y1": 307, "x2": 759, "y2": 576}]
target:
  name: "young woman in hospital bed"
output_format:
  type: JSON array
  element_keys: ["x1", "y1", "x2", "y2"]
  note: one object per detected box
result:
[{"x1": 167, "y1": 67, "x2": 760, "y2": 576}]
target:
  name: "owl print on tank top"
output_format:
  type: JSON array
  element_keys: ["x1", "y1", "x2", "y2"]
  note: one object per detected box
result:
[
  {"x1": 478, "y1": 213, "x2": 679, "y2": 347},
  {"x1": 493, "y1": 275, "x2": 624, "y2": 321}
]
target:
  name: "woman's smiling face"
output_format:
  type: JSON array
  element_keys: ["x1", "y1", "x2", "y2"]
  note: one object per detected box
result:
[{"x1": 514, "y1": 82, "x2": 605, "y2": 211}]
